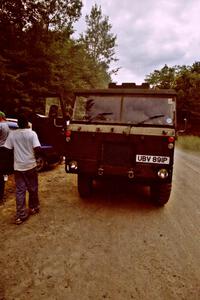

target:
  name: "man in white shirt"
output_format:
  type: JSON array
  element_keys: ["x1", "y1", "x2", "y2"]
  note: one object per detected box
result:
[{"x1": 4, "y1": 114, "x2": 41, "y2": 224}]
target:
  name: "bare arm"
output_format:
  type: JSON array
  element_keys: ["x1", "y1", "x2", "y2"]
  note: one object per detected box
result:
[{"x1": 34, "y1": 146, "x2": 42, "y2": 157}]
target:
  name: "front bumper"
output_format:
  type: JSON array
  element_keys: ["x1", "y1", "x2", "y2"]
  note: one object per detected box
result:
[{"x1": 65, "y1": 158, "x2": 173, "y2": 183}]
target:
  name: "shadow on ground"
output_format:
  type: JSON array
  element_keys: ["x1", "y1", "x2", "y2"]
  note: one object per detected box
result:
[{"x1": 80, "y1": 178, "x2": 159, "y2": 211}]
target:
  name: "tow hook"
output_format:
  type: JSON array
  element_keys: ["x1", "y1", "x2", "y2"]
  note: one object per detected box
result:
[
  {"x1": 128, "y1": 169, "x2": 134, "y2": 179},
  {"x1": 98, "y1": 167, "x2": 104, "y2": 176}
]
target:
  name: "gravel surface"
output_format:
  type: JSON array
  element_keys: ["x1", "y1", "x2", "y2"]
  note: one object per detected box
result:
[{"x1": 0, "y1": 150, "x2": 200, "y2": 300}]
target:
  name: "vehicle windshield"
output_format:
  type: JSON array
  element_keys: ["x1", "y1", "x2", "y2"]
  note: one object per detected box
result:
[{"x1": 73, "y1": 95, "x2": 175, "y2": 126}]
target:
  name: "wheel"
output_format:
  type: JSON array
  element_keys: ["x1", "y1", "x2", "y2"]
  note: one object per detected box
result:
[
  {"x1": 36, "y1": 156, "x2": 46, "y2": 172},
  {"x1": 78, "y1": 173, "x2": 93, "y2": 197},
  {"x1": 150, "y1": 183, "x2": 172, "y2": 206}
]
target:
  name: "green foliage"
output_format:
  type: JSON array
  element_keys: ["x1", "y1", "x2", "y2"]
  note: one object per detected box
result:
[
  {"x1": 0, "y1": 0, "x2": 118, "y2": 116},
  {"x1": 79, "y1": 4, "x2": 118, "y2": 76},
  {"x1": 0, "y1": 0, "x2": 82, "y2": 33},
  {"x1": 177, "y1": 136, "x2": 200, "y2": 152},
  {"x1": 145, "y1": 62, "x2": 200, "y2": 134},
  {"x1": 145, "y1": 64, "x2": 177, "y2": 89}
]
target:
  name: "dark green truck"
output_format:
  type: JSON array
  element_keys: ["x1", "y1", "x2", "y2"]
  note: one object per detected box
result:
[{"x1": 59, "y1": 83, "x2": 177, "y2": 205}]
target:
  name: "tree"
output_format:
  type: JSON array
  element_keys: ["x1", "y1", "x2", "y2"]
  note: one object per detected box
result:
[
  {"x1": 25, "y1": 0, "x2": 82, "y2": 34},
  {"x1": 0, "y1": 0, "x2": 83, "y2": 33},
  {"x1": 79, "y1": 4, "x2": 118, "y2": 76},
  {"x1": 145, "y1": 62, "x2": 200, "y2": 134},
  {"x1": 0, "y1": 0, "x2": 83, "y2": 114},
  {"x1": 0, "y1": 1, "x2": 119, "y2": 115},
  {"x1": 145, "y1": 64, "x2": 177, "y2": 89}
]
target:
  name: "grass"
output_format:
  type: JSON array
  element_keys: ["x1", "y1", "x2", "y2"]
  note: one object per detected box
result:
[{"x1": 176, "y1": 135, "x2": 200, "y2": 152}]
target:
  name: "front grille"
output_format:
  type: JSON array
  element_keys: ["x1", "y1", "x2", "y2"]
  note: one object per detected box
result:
[{"x1": 101, "y1": 142, "x2": 132, "y2": 166}]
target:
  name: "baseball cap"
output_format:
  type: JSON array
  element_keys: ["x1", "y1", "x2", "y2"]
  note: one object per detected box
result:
[{"x1": 0, "y1": 111, "x2": 6, "y2": 118}]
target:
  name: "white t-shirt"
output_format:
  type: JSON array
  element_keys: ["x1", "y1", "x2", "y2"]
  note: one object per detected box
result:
[{"x1": 4, "y1": 128, "x2": 41, "y2": 171}]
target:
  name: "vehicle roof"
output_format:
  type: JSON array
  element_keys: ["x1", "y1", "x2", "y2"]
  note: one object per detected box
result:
[
  {"x1": 6, "y1": 120, "x2": 18, "y2": 129},
  {"x1": 72, "y1": 88, "x2": 177, "y2": 97},
  {"x1": 6, "y1": 119, "x2": 32, "y2": 129},
  {"x1": 30, "y1": 85, "x2": 177, "y2": 100}
]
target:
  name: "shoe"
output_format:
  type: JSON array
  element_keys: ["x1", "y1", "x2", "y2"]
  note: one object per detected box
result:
[
  {"x1": 29, "y1": 207, "x2": 40, "y2": 215},
  {"x1": 15, "y1": 216, "x2": 28, "y2": 225},
  {"x1": 15, "y1": 218, "x2": 23, "y2": 225}
]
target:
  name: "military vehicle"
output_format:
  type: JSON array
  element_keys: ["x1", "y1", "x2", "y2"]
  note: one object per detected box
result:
[{"x1": 59, "y1": 83, "x2": 177, "y2": 205}]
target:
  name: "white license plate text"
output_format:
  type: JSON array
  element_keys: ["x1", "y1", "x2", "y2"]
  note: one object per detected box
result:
[{"x1": 136, "y1": 155, "x2": 170, "y2": 164}]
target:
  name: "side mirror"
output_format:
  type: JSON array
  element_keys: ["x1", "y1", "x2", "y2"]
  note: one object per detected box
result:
[
  {"x1": 53, "y1": 115, "x2": 71, "y2": 128},
  {"x1": 177, "y1": 118, "x2": 187, "y2": 135},
  {"x1": 53, "y1": 118, "x2": 63, "y2": 128}
]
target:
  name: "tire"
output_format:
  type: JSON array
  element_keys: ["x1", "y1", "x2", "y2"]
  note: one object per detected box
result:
[
  {"x1": 78, "y1": 173, "x2": 93, "y2": 197},
  {"x1": 150, "y1": 183, "x2": 172, "y2": 206},
  {"x1": 36, "y1": 156, "x2": 46, "y2": 172}
]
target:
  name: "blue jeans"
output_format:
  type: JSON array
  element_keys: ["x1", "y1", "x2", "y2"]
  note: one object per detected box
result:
[{"x1": 14, "y1": 167, "x2": 39, "y2": 219}]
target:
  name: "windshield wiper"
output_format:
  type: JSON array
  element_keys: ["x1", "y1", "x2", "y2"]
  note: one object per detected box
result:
[
  {"x1": 136, "y1": 114, "x2": 165, "y2": 125},
  {"x1": 87, "y1": 112, "x2": 113, "y2": 122}
]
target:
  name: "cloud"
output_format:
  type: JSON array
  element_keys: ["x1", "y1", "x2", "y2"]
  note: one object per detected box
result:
[{"x1": 75, "y1": 0, "x2": 200, "y2": 83}]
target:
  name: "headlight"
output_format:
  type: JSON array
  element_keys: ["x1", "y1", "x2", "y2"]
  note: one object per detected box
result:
[
  {"x1": 158, "y1": 169, "x2": 168, "y2": 179},
  {"x1": 69, "y1": 160, "x2": 78, "y2": 170},
  {"x1": 168, "y1": 143, "x2": 174, "y2": 149}
]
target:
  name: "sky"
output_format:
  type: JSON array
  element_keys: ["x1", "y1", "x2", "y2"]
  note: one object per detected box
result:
[{"x1": 74, "y1": 0, "x2": 200, "y2": 84}]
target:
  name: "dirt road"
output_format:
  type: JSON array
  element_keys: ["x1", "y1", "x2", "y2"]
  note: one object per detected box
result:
[{"x1": 0, "y1": 149, "x2": 200, "y2": 300}]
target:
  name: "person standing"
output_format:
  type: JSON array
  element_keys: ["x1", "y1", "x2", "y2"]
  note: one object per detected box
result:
[
  {"x1": 4, "y1": 114, "x2": 41, "y2": 224},
  {"x1": 0, "y1": 111, "x2": 10, "y2": 204}
]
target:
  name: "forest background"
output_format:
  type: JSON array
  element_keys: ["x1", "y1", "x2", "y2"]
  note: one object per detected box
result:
[{"x1": 0, "y1": 0, "x2": 200, "y2": 134}]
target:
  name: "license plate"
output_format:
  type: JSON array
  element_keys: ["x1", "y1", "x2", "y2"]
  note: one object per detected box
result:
[{"x1": 136, "y1": 154, "x2": 170, "y2": 164}]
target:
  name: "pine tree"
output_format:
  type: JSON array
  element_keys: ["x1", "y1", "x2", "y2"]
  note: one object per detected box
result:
[{"x1": 80, "y1": 4, "x2": 118, "y2": 76}]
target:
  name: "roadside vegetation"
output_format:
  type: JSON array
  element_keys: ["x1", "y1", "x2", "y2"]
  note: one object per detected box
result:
[
  {"x1": 176, "y1": 135, "x2": 200, "y2": 152},
  {"x1": 145, "y1": 63, "x2": 200, "y2": 135}
]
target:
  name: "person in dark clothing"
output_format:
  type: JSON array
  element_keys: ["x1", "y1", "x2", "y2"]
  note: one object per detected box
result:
[{"x1": 0, "y1": 111, "x2": 10, "y2": 204}]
